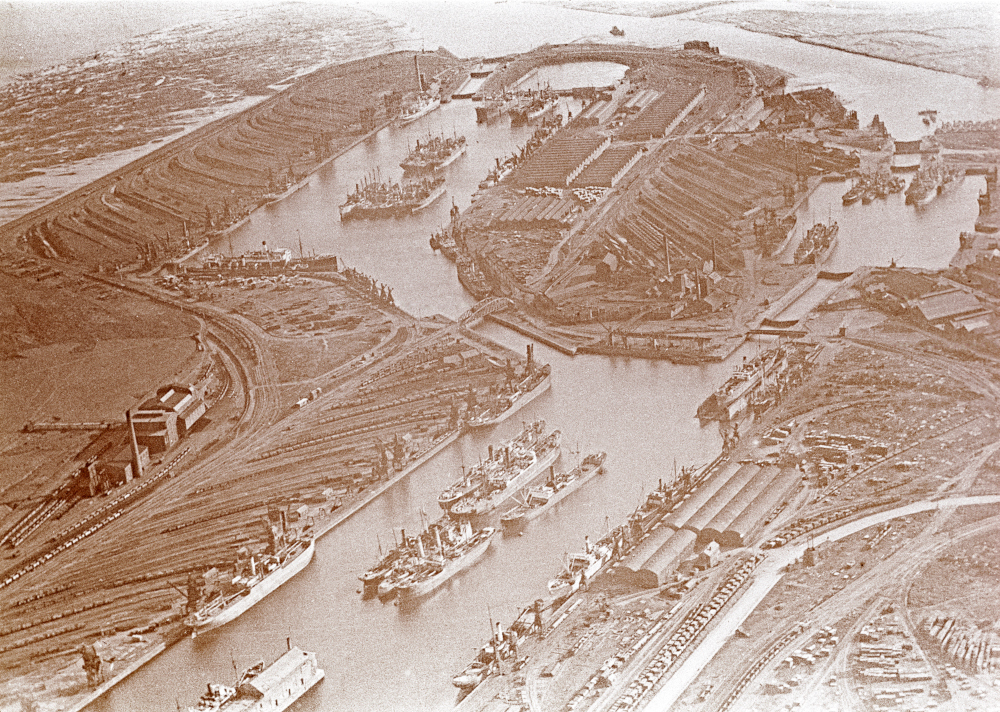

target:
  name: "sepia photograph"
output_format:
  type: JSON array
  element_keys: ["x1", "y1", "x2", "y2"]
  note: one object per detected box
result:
[{"x1": 0, "y1": 1, "x2": 998, "y2": 710}]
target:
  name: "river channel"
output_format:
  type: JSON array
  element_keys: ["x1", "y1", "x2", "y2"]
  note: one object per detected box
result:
[{"x1": 94, "y1": 4, "x2": 996, "y2": 711}]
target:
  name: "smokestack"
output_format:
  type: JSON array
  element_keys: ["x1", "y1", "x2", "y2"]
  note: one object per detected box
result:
[
  {"x1": 126, "y1": 409, "x2": 143, "y2": 479},
  {"x1": 414, "y1": 54, "x2": 421, "y2": 92}
]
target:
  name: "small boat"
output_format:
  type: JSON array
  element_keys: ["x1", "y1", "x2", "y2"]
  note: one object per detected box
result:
[{"x1": 842, "y1": 181, "x2": 864, "y2": 205}]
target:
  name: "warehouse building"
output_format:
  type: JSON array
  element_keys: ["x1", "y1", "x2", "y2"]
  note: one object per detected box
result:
[
  {"x1": 571, "y1": 144, "x2": 644, "y2": 188},
  {"x1": 514, "y1": 131, "x2": 611, "y2": 188},
  {"x1": 619, "y1": 85, "x2": 705, "y2": 141},
  {"x1": 132, "y1": 384, "x2": 206, "y2": 453}
]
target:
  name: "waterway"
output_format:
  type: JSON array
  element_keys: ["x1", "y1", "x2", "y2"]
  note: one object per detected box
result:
[{"x1": 91, "y1": 4, "x2": 996, "y2": 711}]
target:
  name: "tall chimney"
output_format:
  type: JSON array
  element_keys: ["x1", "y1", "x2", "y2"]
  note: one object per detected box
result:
[
  {"x1": 414, "y1": 54, "x2": 421, "y2": 92},
  {"x1": 126, "y1": 409, "x2": 143, "y2": 479}
]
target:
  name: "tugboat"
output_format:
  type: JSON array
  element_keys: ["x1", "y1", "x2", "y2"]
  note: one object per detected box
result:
[
  {"x1": 842, "y1": 180, "x2": 865, "y2": 205},
  {"x1": 500, "y1": 452, "x2": 606, "y2": 534}
]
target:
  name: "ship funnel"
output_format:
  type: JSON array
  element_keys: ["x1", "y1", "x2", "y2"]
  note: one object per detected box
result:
[{"x1": 416, "y1": 536, "x2": 425, "y2": 559}]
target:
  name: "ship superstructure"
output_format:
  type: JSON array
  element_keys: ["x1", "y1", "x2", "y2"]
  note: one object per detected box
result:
[
  {"x1": 793, "y1": 221, "x2": 839, "y2": 265},
  {"x1": 340, "y1": 172, "x2": 445, "y2": 220},
  {"x1": 186, "y1": 646, "x2": 324, "y2": 712},
  {"x1": 362, "y1": 518, "x2": 496, "y2": 602},
  {"x1": 185, "y1": 512, "x2": 314, "y2": 635},
  {"x1": 447, "y1": 426, "x2": 562, "y2": 518},
  {"x1": 697, "y1": 346, "x2": 789, "y2": 422},
  {"x1": 400, "y1": 134, "x2": 467, "y2": 173}
]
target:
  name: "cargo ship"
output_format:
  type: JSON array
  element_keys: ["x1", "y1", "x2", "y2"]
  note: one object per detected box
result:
[
  {"x1": 367, "y1": 519, "x2": 495, "y2": 602},
  {"x1": 465, "y1": 347, "x2": 551, "y2": 428},
  {"x1": 399, "y1": 93, "x2": 440, "y2": 125},
  {"x1": 395, "y1": 524, "x2": 497, "y2": 602},
  {"x1": 475, "y1": 93, "x2": 517, "y2": 123},
  {"x1": 793, "y1": 221, "x2": 839, "y2": 265},
  {"x1": 509, "y1": 88, "x2": 558, "y2": 126},
  {"x1": 451, "y1": 461, "x2": 714, "y2": 695},
  {"x1": 753, "y1": 208, "x2": 797, "y2": 257},
  {"x1": 905, "y1": 162, "x2": 943, "y2": 205},
  {"x1": 448, "y1": 428, "x2": 561, "y2": 518},
  {"x1": 500, "y1": 452, "x2": 606, "y2": 534},
  {"x1": 547, "y1": 536, "x2": 614, "y2": 599},
  {"x1": 186, "y1": 536, "x2": 314, "y2": 635},
  {"x1": 697, "y1": 346, "x2": 789, "y2": 422},
  {"x1": 186, "y1": 646, "x2": 324, "y2": 711},
  {"x1": 437, "y1": 421, "x2": 554, "y2": 512},
  {"x1": 400, "y1": 134, "x2": 467, "y2": 173},
  {"x1": 340, "y1": 173, "x2": 445, "y2": 220}
]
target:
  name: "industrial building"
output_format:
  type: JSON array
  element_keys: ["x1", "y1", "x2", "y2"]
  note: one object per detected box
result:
[
  {"x1": 492, "y1": 196, "x2": 576, "y2": 228},
  {"x1": 132, "y1": 384, "x2": 207, "y2": 453},
  {"x1": 619, "y1": 462, "x2": 803, "y2": 587}
]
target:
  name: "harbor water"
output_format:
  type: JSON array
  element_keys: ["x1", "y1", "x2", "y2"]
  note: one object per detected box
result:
[{"x1": 77, "y1": 3, "x2": 998, "y2": 711}]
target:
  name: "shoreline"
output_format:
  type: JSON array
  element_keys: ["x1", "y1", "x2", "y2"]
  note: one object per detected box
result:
[{"x1": 706, "y1": 21, "x2": 987, "y2": 82}]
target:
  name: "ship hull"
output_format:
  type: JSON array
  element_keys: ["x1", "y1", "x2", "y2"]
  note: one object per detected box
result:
[
  {"x1": 466, "y1": 373, "x2": 551, "y2": 429},
  {"x1": 500, "y1": 453, "x2": 605, "y2": 534},
  {"x1": 435, "y1": 143, "x2": 467, "y2": 170},
  {"x1": 476, "y1": 103, "x2": 501, "y2": 123},
  {"x1": 396, "y1": 530, "x2": 496, "y2": 601},
  {"x1": 449, "y1": 439, "x2": 561, "y2": 518},
  {"x1": 190, "y1": 540, "x2": 314, "y2": 635},
  {"x1": 547, "y1": 546, "x2": 612, "y2": 599},
  {"x1": 399, "y1": 97, "x2": 441, "y2": 125},
  {"x1": 413, "y1": 184, "x2": 446, "y2": 212}
]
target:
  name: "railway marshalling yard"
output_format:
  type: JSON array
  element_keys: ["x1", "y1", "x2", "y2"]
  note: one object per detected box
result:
[{"x1": 1, "y1": 40, "x2": 1000, "y2": 712}]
